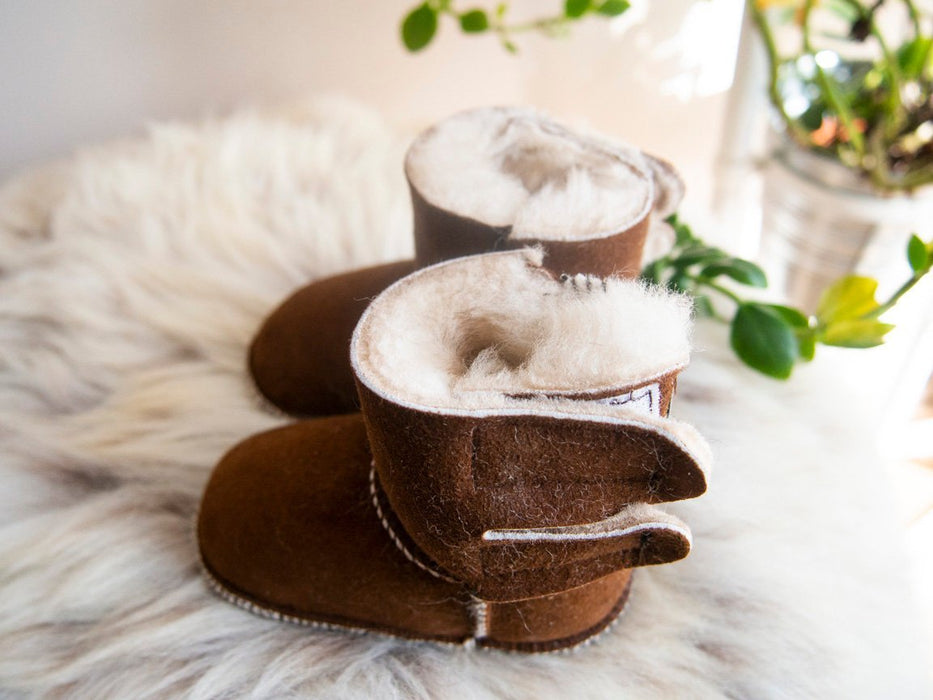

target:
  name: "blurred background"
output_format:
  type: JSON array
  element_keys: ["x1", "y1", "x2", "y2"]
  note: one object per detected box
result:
[
  {"x1": 0, "y1": 0, "x2": 747, "y2": 217},
  {"x1": 1, "y1": 0, "x2": 931, "y2": 647}
]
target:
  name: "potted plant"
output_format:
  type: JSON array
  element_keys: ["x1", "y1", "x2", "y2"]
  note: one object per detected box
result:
[
  {"x1": 750, "y1": 0, "x2": 933, "y2": 193},
  {"x1": 398, "y1": 0, "x2": 932, "y2": 380},
  {"x1": 749, "y1": 0, "x2": 933, "y2": 308}
]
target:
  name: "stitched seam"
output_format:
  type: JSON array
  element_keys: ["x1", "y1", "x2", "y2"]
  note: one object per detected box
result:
[
  {"x1": 193, "y1": 505, "x2": 627, "y2": 653},
  {"x1": 199, "y1": 557, "x2": 472, "y2": 646},
  {"x1": 482, "y1": 520, "x2": 690, "y2": 542},
  {"x1": 200, "y1": 554, "x2": 627, "y2": 654},
  {"x1": 469, "y1": 425, "x2": 480, "y2": 491},
  {"x1": 368, "y1": 463, "x2": 459, "y2": 584}
]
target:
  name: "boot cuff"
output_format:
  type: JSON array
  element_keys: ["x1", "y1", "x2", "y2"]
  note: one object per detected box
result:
[
  {"x1": 404, "y1": 106, "x2": 670, "y2": 242},
  {"x1": 351, "y1": 249, "x2": 693, "y2": 412}
]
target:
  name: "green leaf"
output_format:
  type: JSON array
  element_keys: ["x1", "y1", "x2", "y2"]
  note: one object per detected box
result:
[
  {"x1": 564, "y1": 0, "x2": 591, "y2": 19},
  {"x1": 597, "y1": 0, "x2": 630, "y2": 16},
  {"x1": 640, "y1": 259, "x2": 663, "y2": 285},
  {"x1": 797, "y1": 331, "x2": 817, "y2": 361},
  {"x1": 459, "y1": 9, "x2": 489, "y2": 32},
  {"x1": 667, "y1": 271, "x2": 691, "y2": 293},
  {"x1": 692, "y1": 295, "x2": 715, "y2": 318},
  {"x1": 764, "y1": 304, "x2": 811, "y2": 329},
  {"x1": 825, "y1": 0, "x2": 860, "y2": 22},
  {"x1": 815, "y1": 275, "x2": 880, "y2": 324},
  {"x1": 762, "y1": 304, "x2": 815, "y2": 361},
  {"x1": 670, "y1": 245, "x2": 725, "y2": 269},
  {"x1": 730, "y1": 303, "x2": 798, "y2": 379},
  {"x1": 495, "y1": 2, "x2": 508, "y2": 18},
  {"x1": 898, "y1": 37, "x2": 933, "y2": 79},
  {"x1": 700, "y1": 258, "x2": 768, "y2": 288},
  {"x1": 907, "y1": 234, "x2": 930, "y2": 273},
  {"x1": 673, "y1": 224, "x2": 695, "y2": 246},
  {"x1": 820, "y1": 319, "x2": 895, "y2": 348},
  {"x1": 798, "y1": 104, "x2": 825, "y2": 132},
  {"x1": 401, "y1": 3, "x2": 438, "y2": 52},
  {"x1": 665, "y1": 213, "x2": 697, "y2": 246}
]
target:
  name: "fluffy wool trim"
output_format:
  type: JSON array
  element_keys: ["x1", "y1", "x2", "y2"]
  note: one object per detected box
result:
[
  {"x1": 351, "y1": 249, "x2": 693, "y2": 411},
  {"x1": 404, "y1": 106, "x2": 660, "y2": 241}
]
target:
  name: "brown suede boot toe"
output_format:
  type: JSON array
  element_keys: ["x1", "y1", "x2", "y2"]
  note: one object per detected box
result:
[
  {"x1": 249, "y1": 260, "x2": 416, "y2": 416},
  {"x1": 197, "y1": 415, "x2": 638, "y2": 651},
  {"x1": 198, "y1": 415, "x2": 471, "y2": 643}
]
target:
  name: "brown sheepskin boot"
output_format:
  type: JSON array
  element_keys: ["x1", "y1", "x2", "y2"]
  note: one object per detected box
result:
[
  {"x1": 248, "y1": 106, "x2": 684, "y2": 416},
  {"x1": 198, "y1": 250, "x2": 711, "y2": 652}
]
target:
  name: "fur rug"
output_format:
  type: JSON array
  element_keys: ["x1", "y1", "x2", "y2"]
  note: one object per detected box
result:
[{"x1": 0, "y1": 98, "x2": 929, "y2": 699}]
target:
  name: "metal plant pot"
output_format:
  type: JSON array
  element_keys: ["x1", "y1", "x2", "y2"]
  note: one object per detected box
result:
[
  {"x1": 759, "y1": 144, "x2": 933, "y2": 313},
  {"x1": 758, "y1": 143, "x2": 933, "y2": 427}
]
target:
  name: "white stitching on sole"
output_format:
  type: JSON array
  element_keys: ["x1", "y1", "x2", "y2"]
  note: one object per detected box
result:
[
  {"x1": 197, "y1": 541, "x2": 625, "y2": 654},
  {"x1": 194, "y1": 487, "x2": 628, "y2": 653},
  {"x1": 470, "y1": 597, "x2": 489, "y2": 641}
]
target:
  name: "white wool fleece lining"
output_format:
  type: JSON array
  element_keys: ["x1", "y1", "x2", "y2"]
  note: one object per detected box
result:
[
  {"x1": 404, "y1": 107, "x2": 655, "y2": 241},
  {"x1": 352, "y1": 249, "x2": 693, "y2": 412},
  {"x1": 351, "y1": 249, "x2": 712, "y2": 480}
]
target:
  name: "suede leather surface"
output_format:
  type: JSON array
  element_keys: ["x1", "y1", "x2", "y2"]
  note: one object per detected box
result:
[
  {"x1": 248, "y1": 260, "x2": 416, "y2": 416},
  {"x1": 369, "y1": 466, "x2": 679, "y2": 604},
  {"x1": 198, "y1": 415, "x2": 473, "y2": 640},
  {"x1": 197, "y1": 415, "x2": 635, "y2": 651},
  {"x1": 409, "y1": 184, "x2": 512, "y2": 266},
  {"x1": 529, "y1": 221, "x2": 649, "y2": 278},
  {"x1": 410, "y1": 184, "x2": 649, "y2": 277},
  {"x1": 357, "y1": 382, "x2": 706, "y2": 602}
]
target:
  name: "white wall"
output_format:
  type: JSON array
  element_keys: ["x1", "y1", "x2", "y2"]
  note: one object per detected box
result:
[{"x1": 0, "y1": 0, "x2": 746, "y2": 214}]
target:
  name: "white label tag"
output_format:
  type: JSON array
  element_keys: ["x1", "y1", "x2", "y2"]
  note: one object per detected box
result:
[{"x1": 597, "y1": 383, "x2": 660, "y2": 416}]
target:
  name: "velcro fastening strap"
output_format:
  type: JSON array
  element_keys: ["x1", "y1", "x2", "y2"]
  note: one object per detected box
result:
[{"x1": 479, "y1": 504, "x2": 692, "y2": 576}]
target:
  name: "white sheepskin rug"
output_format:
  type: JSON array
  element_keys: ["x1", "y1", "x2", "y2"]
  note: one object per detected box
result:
[{"x1": 0, "y1": 98, "x2": 929, "y2": 699}]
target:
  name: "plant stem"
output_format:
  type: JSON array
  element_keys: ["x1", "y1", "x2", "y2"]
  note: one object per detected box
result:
[
  {"x1": 902, "y1": 0, "x2": 932, "y2": 85},
  {"x1": 868, "y1": 15, "x2": 906, "y2": 140},
  {"x1": 899, "y1": 162, "x2": 933, "y2": 189},
  {"x1": 866, "y1": 125, "x2": 896, "y2": 189},
  {"x1": 905, "y1": 0, "x2": 923, "y2": 36},
  {"x1": 839, "y1": 0, "x2": 911, "y2": 148},
  {"x1": 803, "y1": 0, "x2": 867, "y2": 155},
  {"x1": 700, "y1": 279, "x2": 744, "y2": 305},
  {"x1": 439, "y1": 2, "x2": 570, "y2": 45},
  {"x1": 502, "y1": 16, "x2": 568, "y2": 34},
  {"x1": 865, "y1": 267, "x2": 930, "y2": 318},
  {"x1": 747, "y1": 0, "x2": 812, "y2": 146}
]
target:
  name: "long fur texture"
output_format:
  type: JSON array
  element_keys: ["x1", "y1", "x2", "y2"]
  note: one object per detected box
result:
[
  {"x1": 404, "y1": 107, "x2": 656, "y2": 240},
  {"x1": 351, "y1": 249, "x2": 692, "y2": 407},
  {"x1": 0, "y1": 98, "x2": 930, "y2": 699}
]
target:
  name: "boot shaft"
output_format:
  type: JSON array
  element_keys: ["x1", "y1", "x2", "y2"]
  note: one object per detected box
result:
[
  {"x1": 352, "y1": 250, "x2": 711, "y2": 601},
  {"x1": 405, "y1": 106, "x2": 680, "y2": 277}
]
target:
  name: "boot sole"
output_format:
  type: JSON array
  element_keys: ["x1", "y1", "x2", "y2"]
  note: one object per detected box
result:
[{"x1": 197, "y1": 549, "x2": 633, "y2": 654}]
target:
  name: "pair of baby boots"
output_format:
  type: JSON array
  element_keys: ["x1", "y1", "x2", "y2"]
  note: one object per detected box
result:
[{"x1": 197, "y1": 107, "x2": 711, "y2": 652}]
